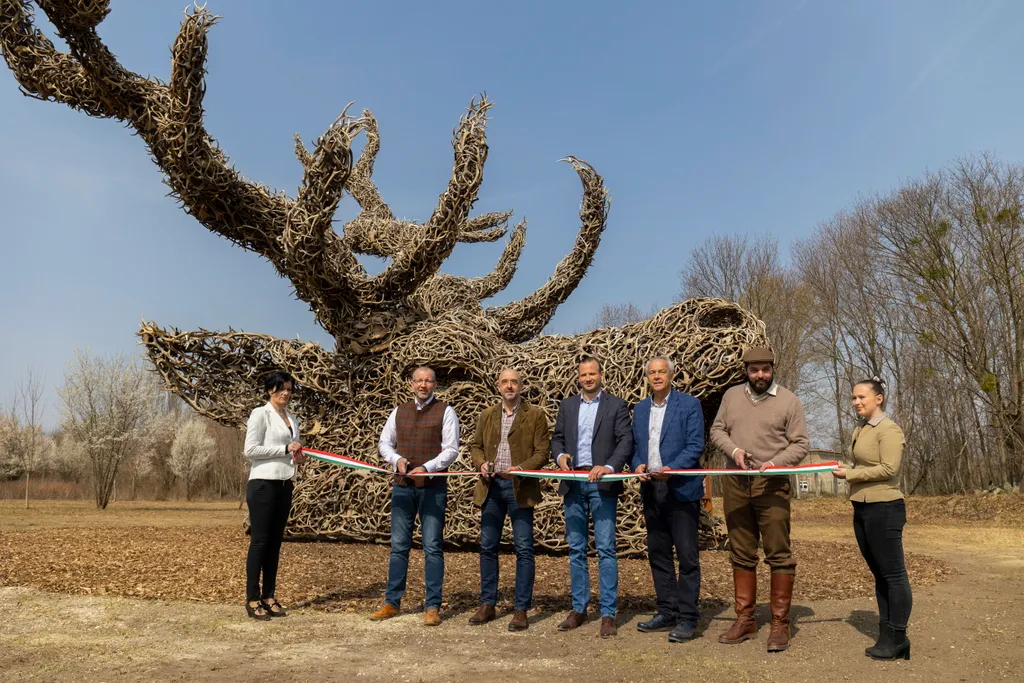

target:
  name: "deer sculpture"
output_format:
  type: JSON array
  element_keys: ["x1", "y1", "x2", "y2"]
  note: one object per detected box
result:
[{"x1": 1, "y1": 1, "x2": 768, "y2": 553}]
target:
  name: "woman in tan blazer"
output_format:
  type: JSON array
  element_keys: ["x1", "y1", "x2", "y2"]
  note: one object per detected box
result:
[{"x1": 833, "y1": 377, "x2": 912, "y2": 661}]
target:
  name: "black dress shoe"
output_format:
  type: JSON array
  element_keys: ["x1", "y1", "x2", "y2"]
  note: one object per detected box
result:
[
  {"x1": 668, "y1": 621, "x2": 699, "y2": 642},
  {"x1": 637, "y1": 612, "x2": 676, "y2": 632}
]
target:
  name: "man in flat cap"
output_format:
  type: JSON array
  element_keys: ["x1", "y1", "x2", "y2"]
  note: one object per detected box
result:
[{"x1": 710, "y1": 347, "x2": 808, "y2": 652}]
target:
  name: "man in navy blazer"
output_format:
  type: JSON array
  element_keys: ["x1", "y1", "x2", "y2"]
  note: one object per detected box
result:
[
  {"x1": 551, "y1": 356, "x2": 634, "y2": 638},
  {"x1": 632, "y1": 355, "x2": 706, "y2": 642}
]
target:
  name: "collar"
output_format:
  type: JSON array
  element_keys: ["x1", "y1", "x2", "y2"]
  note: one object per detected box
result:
[
  {"x1": 651, "y1": 391, "x2": 671, "y2": 408},
  {"x1": 581, "y1": 391, "x2": 603, "y2": 405},
  {"x1": 860, "y1": 412, "x2": 886, "y2": 427},
  {"x1": 414, "y1": 395, "x2": 436, "y2": 410},
  {"x1": 501, "y1": 399, "x2": 522, "y2": 416}
]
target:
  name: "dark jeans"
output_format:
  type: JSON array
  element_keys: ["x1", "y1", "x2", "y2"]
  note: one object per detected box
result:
[
  {"x1": 853, "y1": 499, "x2": 913, "y2": 629},
  {"x1": 385, "y1": 480, "x2": 447, "y2": 610},
  {"x1": 246, "y1": 478, "x2": 293, "y2": 602},
  {"x1": 642, "y1": 481, "x2": 701, "y2": 624},
  {"x1": 479, "y1": 477, "x2": 536, "y2": 611}
]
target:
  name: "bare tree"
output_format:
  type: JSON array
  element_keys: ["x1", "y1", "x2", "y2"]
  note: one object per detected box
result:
[
  {"x1": 680, "y1": 234, "x2": 815, "y2": 390},
  {"x1": 590, "y1": 302, "x2": 657, "y2": 330},
  {"x1": 15, "y1": 370, "x2": 45, "y2": 507},
  {"x1": 876, "y1": 155, "x2": 1024, "y2": 487},
  {"x1": 58, "y1": 350, "x2": 165, "y2": 509},
  {"x1": 169, "y1": 417, "x2": 215, "y2": 501}
]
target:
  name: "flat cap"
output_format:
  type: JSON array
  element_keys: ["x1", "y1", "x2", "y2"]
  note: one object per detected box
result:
[{"x1": 741, "y1": 347, "x2": 775, "y2": 363}]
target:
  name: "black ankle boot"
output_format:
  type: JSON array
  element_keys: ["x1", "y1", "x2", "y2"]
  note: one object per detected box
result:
[
  {"x1": 865, "y1": 620, "x2": 890, "y2": 657},
  {"x1": 869, "y1": 626, "x2": 910, "y2": 661}
]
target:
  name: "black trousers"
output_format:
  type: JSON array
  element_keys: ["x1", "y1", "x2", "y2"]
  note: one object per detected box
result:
[
  {"x1": 642, "y1": 481, "x2": 701, "y2": 624},
  {"x1": 853, "y1": 499, "x2": 913, "y2": 629},
  {"x1": 246, "y1": 478, "x2": 293, "y2": 602}
]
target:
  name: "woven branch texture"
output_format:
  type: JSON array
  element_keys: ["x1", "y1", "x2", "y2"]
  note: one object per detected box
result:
[{"x1": 3, "y1": 0, "x2": 770, "y2": 555}]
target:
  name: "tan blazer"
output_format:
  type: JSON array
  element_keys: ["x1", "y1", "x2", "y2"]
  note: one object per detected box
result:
[
  {"x1": 470, "y1": 401, "x2": 551, "y2": 508},
  {"x1": 846, "y1": 414, "x2": 906, "y2": 503}
]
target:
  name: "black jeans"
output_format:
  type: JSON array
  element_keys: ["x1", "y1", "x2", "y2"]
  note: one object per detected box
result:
[
  {"x1": 246, "y1": 478, "x2": 293, "y2": 602},
  {"x1": 853, "y1": 499, "x2": 913, "y2": 629},
  {"x1": 642, "y1": 481, "x2": 701, "y2": 624}
]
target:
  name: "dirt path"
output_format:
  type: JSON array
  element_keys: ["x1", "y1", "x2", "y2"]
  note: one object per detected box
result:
[{"x1": 2, "y1": 506, "x2": 1022, "y2": 681}]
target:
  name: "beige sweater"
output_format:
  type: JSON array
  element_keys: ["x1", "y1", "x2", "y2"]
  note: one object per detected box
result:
[{"x1": 710, "y1": 384, "x2": 809, "y2": 468}]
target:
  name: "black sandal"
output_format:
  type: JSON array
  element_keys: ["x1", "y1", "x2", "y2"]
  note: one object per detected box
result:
[
  {"x1": 263, "y1": 598, "x2": 288, "y2": 617},
  {"x1": 246, "y1": 600, "x2": 271, "y2": 621}
]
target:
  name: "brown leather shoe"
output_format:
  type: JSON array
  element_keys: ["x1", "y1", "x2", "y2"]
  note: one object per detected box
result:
[
  {"x1": 468, "y1": 604, "x2": 496, "y2": 625},
  {"x1": 369, "y1": 603, "x2": 400, "y2": 621},
  {"x1": 599, "y1": 616, "x2": 617, "y2": 638},
  {"x1": 557, "y1": 610, "x2": 587, "y2": 631},
  {"x1": 424, "y1": 607, "x2": 442, "y2": 626},
  {"x1": 719, "y1": 567, "x2": 758, "y2": 644},
  {"x1": 508, "y1": 610, "x2": 529, "y2": 631},
  {"x1": 766, "y1": 572, "x2": 794, "y2": 652}
]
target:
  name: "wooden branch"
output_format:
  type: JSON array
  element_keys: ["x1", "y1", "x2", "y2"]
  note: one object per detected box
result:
[
  {"x1": 486, "y1": 157, "x2": 610, "y2": 342},
  {"x1": 469, "y1": 218, "x2": 527, "y2": 300}
]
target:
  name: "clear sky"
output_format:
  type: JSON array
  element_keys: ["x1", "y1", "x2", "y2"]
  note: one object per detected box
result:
[{"x1": 2, "y1": 0, "x2": 1022, "y2": 427}]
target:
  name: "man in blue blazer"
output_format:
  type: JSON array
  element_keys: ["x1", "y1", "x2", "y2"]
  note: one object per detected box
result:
[
  {"x1": 551, "y1": 356, "x2": 634, "y2": 638},
  {"x1": 632, "y1": 355, "x2": 706, "y2": 642}
]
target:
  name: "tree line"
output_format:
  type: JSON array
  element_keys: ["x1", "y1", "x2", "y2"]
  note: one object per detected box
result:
[
  {"x1": 6, "y1": 154, "x2": 1022, "y2": 503},
  {"x1": 596, "y1": 153, "x2": 1023, "y2": 494},
  {"x1": 1, "y1": 352, "x2": 246, "y2": 507}
]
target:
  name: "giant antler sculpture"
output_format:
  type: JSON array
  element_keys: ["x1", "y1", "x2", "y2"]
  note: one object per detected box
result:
[{"x1": 2, "y1": 1, "x2": 768, "y2": 553}]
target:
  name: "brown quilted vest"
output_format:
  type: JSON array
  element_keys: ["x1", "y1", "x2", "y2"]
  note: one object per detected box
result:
[{"x1": 395, "y1": 399, "x2": 448, "y2": 486}]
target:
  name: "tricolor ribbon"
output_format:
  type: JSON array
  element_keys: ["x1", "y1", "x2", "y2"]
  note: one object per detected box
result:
[{"x1": 302, "y1": 448, "x2": 838, "y2": 480}]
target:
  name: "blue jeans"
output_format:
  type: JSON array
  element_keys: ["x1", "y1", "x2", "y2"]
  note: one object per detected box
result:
[
  {"x1": 479, "y1": 477, "x2": 536, "y2": 611},
  {"x1": 385, "y1": 481, "x2": 447, "y2": 610},
  {"x1": 564, "y1": 481, "x2": 619, "y2": 617}
]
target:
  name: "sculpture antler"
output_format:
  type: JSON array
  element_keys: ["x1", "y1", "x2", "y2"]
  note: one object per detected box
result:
[
  {"x1": 2, "y1": 1, "x2": 610, "y2": 350},
  {"x1": 341, "y1": 110, "x2": 513, "y2": 258},
  {"x1": 486, "y1": 157, "x2": 610, "y2": 342}
]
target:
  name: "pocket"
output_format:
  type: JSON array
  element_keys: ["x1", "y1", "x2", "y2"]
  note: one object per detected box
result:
[{"x1": 246, "y1": 479, "x2": 273, "y2": 505}]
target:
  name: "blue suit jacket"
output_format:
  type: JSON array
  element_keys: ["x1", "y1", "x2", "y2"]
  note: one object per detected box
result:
[{"x1": 631, "y1": 390, "x2": 705, "y2": 502}]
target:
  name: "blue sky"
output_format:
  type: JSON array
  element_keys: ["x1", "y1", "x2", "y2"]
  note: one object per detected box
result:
[{"x1": 2, "y1": 0, "x2": 1022, "y2": 427}]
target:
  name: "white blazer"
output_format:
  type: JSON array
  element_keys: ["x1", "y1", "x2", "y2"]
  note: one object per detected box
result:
[{"x1": 244, "y1": 402, "x2": 300, "y2": 481}]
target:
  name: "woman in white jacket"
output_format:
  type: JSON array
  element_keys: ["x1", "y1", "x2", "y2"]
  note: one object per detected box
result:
[{"x1": 243, "y1": 371, "x2": 306, "y2": 620}]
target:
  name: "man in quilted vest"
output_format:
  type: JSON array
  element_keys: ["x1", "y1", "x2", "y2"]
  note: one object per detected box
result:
[{"x1": 369, "y1": 366, "x2": 461, "y2": 626}]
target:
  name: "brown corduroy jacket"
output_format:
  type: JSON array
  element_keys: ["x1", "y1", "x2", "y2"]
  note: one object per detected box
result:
[{"x1": 470, "y1": 401, "x2": 551, "y2": 508}]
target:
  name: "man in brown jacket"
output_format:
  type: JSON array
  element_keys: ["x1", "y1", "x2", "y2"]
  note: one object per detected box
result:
[
  {"x1": 468, "y1": 368, "x2": 551, "y2": 631},
  {"x1": 710, "y1": 347, "x2": 808, "y2": 652}
]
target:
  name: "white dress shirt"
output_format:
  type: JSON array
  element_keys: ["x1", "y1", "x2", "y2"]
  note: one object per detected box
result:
[
  {"x1": 244, "y1": 402, "x2": 299, "y2": 481},
  {"x1": 647, "y1": 393, "x2": 669, "y2": 471},
  {"x1": 378, "y1": 396, "x2": 461, "y2": 473}
]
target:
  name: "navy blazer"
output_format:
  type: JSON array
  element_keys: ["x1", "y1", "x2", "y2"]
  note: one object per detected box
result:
[
  {"x1": 551, "y1": 391, "x2": 634, "y2": 496},
  {"x1": 631, "y1": 390, "x2": 705, "y2": 502}
]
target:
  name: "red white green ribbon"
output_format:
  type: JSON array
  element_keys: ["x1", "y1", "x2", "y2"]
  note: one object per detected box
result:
[{"x1": 301, "y1": 448, "x2": 837, "y2": 480}]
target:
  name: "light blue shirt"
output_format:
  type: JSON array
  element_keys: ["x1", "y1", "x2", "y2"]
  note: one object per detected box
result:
[{"x1": 576, "y1": 391, "x2": 602, "y2": 468}]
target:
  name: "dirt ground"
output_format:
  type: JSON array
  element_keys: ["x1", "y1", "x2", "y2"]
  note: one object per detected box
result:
[{"x1": 1, "y1": 498, "x2": 1022, "y2": 682}]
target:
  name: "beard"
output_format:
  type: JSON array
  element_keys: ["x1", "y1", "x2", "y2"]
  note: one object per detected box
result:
[{"x1": 748, "y1": 377, "x2": 772, "y2": 395}]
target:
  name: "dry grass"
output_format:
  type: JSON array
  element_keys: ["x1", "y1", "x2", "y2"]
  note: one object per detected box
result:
[
  {"x1": 0, "y1": 499, "x2": 958, "y2": 612},
  {"x1": 788, "y1": 493, "x2": 1024, "y2": 527},
  {"x1": 0, "y1": 479, "x2": 88, "y2": 501},
  {"x1": 0, "y1": 500, "x2": 242, "y2": 531}
]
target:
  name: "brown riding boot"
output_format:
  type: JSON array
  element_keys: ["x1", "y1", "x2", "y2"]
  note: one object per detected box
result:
[
  {"x1": 766, "y1": 572, "x2": 794, "y2": 652},
  {"x1": 719, "y1": 568, "x2": 758, "y2": 644}
]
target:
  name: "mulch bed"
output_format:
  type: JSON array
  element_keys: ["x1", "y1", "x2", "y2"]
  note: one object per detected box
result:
[{"x1": 0, "y1": 526, "x2": 954, "y2": 614}]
